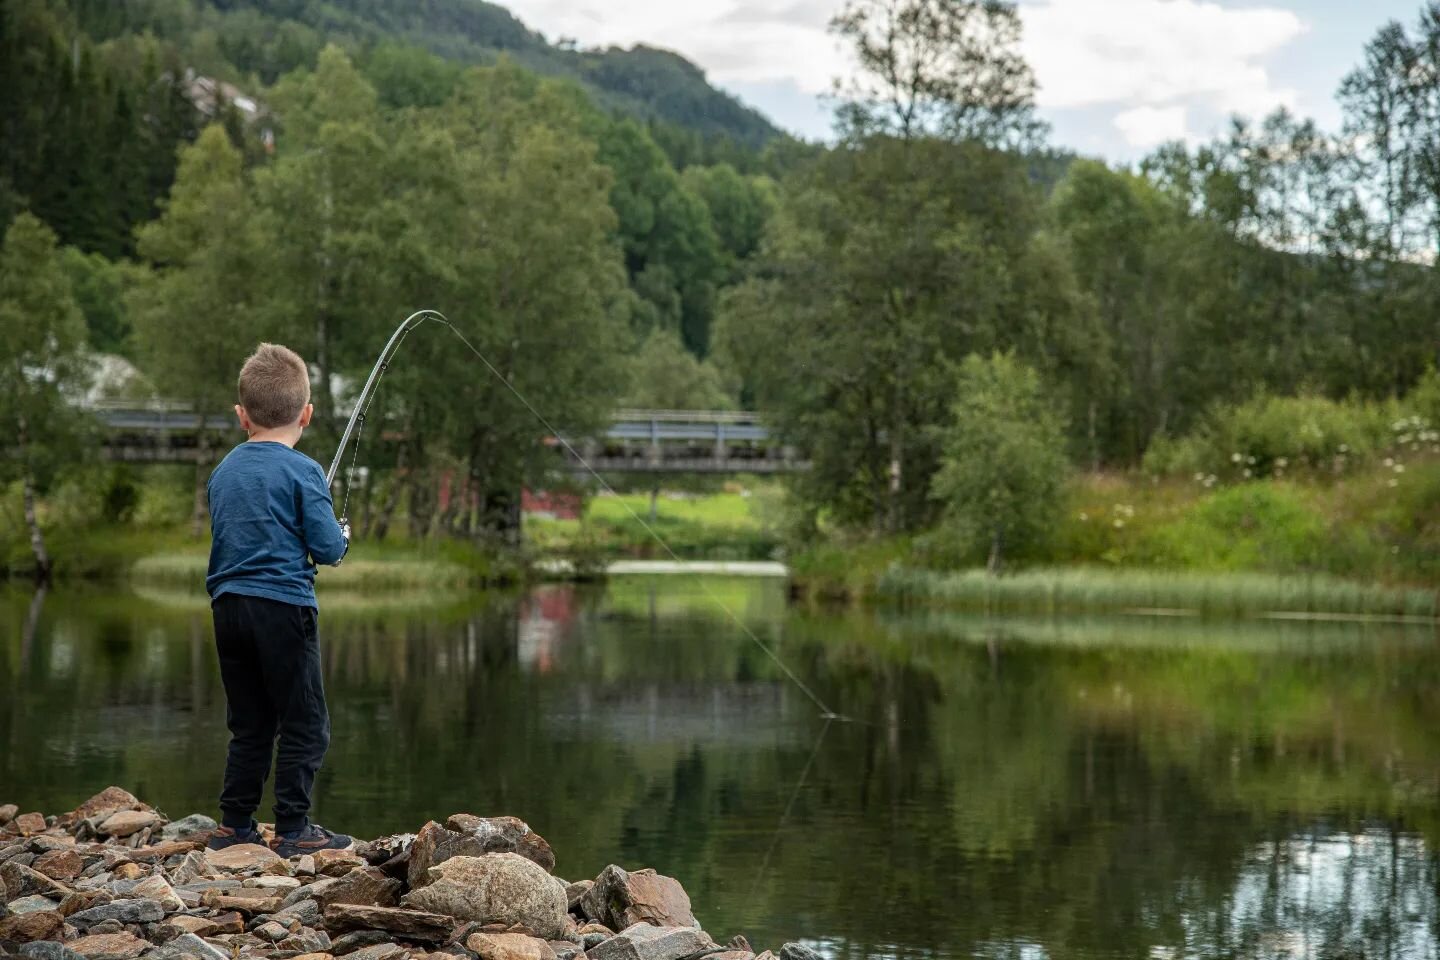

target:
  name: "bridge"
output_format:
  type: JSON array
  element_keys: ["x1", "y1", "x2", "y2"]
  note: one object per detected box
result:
[{"x1": 91, "y1": 403, "x2": 807, "y2": 475}]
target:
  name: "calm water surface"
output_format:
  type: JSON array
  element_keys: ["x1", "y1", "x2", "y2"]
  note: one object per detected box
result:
[{"x1": 4, "y1": 579, "x2": 1440, "y2": 960}]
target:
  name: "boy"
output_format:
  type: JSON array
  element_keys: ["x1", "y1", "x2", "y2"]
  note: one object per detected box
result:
[{"x1": 205, "y1": 343, "x2": 353, "y2": 857}]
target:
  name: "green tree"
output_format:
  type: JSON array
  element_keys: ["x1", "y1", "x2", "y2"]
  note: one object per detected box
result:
[
  {"x1": 597, "y1": 117, "x2": 721, "y2": 354},
  {"x1": 258, "y1": 45, "x2": 393, "y2": 439},
  {"x1": 621, "y1": 330, "x2": 734, "y2": 410},
  {"x1": 0, "y1": 212, "x2": 90, "y2": 579},
  {"x1": 128, "y1": 125, "x2": 271, "y2": 535},
  {"x1": 830, "y1": 0, "x2": 1040, "y2": 145},
  {"x1": 931, "y1": 353, "x2": 1068, "y2": 572},
  {"x1": 680, "y1": 163, "x2": 776, "y2": 279},
  {"x1": 716, "y1": 138, "x2": 1080, "y2": 532}
]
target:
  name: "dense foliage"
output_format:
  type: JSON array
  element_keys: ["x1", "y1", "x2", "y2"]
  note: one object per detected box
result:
[{"x1": 2, "y1": 0, "x2": 1438, "y2": 579}]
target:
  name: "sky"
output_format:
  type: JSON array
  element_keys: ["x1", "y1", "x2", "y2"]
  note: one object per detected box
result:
[{"x1": 500, "y1": 0, "x2": 1424, "y2": 161}]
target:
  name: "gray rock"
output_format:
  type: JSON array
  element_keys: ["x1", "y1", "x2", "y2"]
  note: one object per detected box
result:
[
  {"x1": 158, "y1": 816, "x2": 217, "y2": 843},
  {"x1": 281, "y1": 878, "x2": 336, "y2": 910},
  {"x1": 6, "y1": 895, "x2": 61, "y2": 915},
  {"x1": 400, "y1": 854, "x2": 567, "y2": 939},
  {"x1": 154, "y1": 932, "x2": 229, "y2": 960},
  {"x1": 331, "y1": 930, "x2": 399, "y2": 955},
  {"x1": 18, "y1": 941, "x2": 87, "y2": 960},
  {"x1": 778, "y1": 945, "x2": 823, "y2": 960},
  {"x1": 272, "y1": 897, "x2": 323, "y2": 928},
  {"x1": 86, "y1": 918, "x2": 126, "y2": 935},
  {"x1": 68, "y1": 899, "x2": 164, "y2": 927},
  {"x1": 587, "y1": 925, "x2": 715, "y2": 960},
  {"x1": 167, "y1": 852, "x2": 210, "y2": 887},
  {"x1": 581, "y1": 934, "x2": 610, "y2": 951},
  {"x1": 253, "y1": 920, "x2": 289, "y2": 942},
  {"x1": 346, "y1": 943, "x2": 409, "y2": 960}
]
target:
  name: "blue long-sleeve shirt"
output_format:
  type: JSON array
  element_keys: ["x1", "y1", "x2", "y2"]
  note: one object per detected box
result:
[{"x1": 206, "y1": 441, "x2": 347, "y2": 608}]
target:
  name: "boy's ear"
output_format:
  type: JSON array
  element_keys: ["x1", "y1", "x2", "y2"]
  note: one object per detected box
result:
[
  {"x1": 234, "y1": 405, "x2": 251, "y2": 432},
  {"x1": 298, "y1": 403, "x2": 314, "y2": 428}
]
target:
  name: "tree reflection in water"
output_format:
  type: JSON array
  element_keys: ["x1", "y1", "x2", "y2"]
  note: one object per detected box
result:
[{"x1": 2, "y1": 580, "x2": 1438, "y2": 960}]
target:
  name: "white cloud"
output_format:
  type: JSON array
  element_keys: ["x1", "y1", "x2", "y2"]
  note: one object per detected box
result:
[
  {"x1": 502, "y1": 0, "x2": 1314, "y2": 153},
  {"x1": 504, "y1": 0, "x2": 847, "y2": 94},
  {"x1": 1113, "y1": 104, "x2": 1189, "y2": 148},
  {"x1": 1021, "y1": 0, "x2": 1305, "y2": 128}
]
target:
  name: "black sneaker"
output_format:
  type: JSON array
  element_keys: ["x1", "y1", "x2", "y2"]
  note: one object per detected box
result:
[
  {"x1": 269, "y1": 823, "x2": 353, "y2": 858},
  {"x1": 207, "y1": 824, "x2": 262, "y2": 850}
]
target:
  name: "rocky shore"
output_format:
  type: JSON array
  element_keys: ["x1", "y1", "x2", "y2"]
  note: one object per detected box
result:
[{"x1": 0, "y1": 790, "x2": 812, "y2": 960}]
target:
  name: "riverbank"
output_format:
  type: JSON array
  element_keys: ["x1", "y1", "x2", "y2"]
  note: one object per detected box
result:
[
  {"x1": 0, "y1": 788, "x2": 798, "y2": 960},
  {"x1": 791, "y1": 462, "x2": 1440, "y2": 610}
]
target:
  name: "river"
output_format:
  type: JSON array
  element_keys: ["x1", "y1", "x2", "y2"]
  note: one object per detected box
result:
[{"x1": 3, "y1": 578, "x2": 1439, "y2": 960}]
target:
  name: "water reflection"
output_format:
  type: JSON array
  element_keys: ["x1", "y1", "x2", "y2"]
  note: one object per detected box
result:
[{"x1": 3, "y1": 581, "x2": 1439, "y2": 960}]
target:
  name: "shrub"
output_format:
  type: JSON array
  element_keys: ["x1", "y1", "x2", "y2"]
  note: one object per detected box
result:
[{"x1": 1143, "y1": 393, "x2": 1399, "y2": 481}]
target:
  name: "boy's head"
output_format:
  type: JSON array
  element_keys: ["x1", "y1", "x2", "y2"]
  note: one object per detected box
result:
[{"x1": 237, "y1": 343, "x2": 312, "y2": 431}]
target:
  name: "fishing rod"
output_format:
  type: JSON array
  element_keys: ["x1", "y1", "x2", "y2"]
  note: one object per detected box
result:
[
  {"x1": 323, "y1": 308, "x2": 845, "y2": 721},
  {"x1": 325, "y1": 308, "x2": 445, "y2": 487}
]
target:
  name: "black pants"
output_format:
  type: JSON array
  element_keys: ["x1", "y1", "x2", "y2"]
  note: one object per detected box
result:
[{"x1": 212, "y1": 593, "x2": 330, "y2": 834}]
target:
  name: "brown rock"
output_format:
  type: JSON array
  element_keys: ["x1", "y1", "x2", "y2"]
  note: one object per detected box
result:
[
  {"x1": 164, "y1": 915, "x2": 220, "y2": 937},
  {"x1": 401, "y1": 855, "x2": 567, "y2": 939},
  {"x1": 466, "y1": 932, "x2": 559, "y2": 960},
  {"x1": 311, "y1": 849, "x2": 366, "y2": 877},
  {"x1": 406, "y1": 822, "x2": 482, "y2": 891},
  {"x1": 442, "y1": 816, "x2": 556, "y2": 875},
  {"x1": 111, "y1": 862, "x2": 145, "y2": 880},
  {"x1": 205, "y1": 843, "x2": 282, "y2": 872},
  {"x1": 12, "y1": 812, "x2": 47, "y2": 836},
  {"x1": 313, "y1": 867, "x2": 401, "y2": 909},
  {"x1": 59, "y1": 891, "x2": 109, "y2": 917},
  {"x1": 32, "y1": 848, "x2": 84, "y2": 881},
  {"x1": 210, "y1": 911, "x2": 245, "y2": 934},
  {"x1": 0, "y1": 909, "x2": 65, "y2": 942},
  {"x1": 324, "y1": 904, "x2": 456, "y2": 942},
  {"x1": 291, "y1": 954, "x2": 336, "y2": 960},
  {"x1": 130, "y1": 840, "x2": 201, "y2": 862},
  {"x1": 67, "y1": 931, "x2": 151, "y2": 960},
  {"x1": 0, "y1": 803, "x2": 18, "y2": 824},
  {"x1": 577, "y1": 924, "x2": 612, "y2": 937},
  {"x1": 97, "y1": 811, "x2": 158, "y2": 839},
  {"x1": 580, "y1": 867, "x2": 696, "y2": 931},
  {"x1": 60, "y1": 788, "x2": 150, "y2": 829},
  {"x1": 199, "y1": 892, "x2": 282, "y2": 915},
  {"x1": 2, "y1": 861, "x2": 71, "y2": 900}
]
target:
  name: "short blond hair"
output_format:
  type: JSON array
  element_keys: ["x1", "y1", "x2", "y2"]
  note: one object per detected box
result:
[{"x1": 238, "y1": 343, "x2": 311, "y2": 428}]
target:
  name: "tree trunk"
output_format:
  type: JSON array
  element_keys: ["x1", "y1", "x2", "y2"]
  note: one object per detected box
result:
[
  {"x1": 371, "y1": 443, "x2": 409, "y2": 542},
  {"x1": 21, "y1": 469, "x2": 51, "y2": 583},
  {"x1": 987, "y1": 525, "x2": 1004, "y2": 575}
]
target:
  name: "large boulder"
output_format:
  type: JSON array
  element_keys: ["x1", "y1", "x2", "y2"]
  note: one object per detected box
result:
[
  {"x1": 444, "y1": 815, "x2": 556, "y2": 874},
  {"x1": 587, "y1": 924, "x2": 715, "y2": 960},
  {"x1": 580, "y1": 866, "x2": 697, "y2": 930},
  {"x1": 158, "y1": 814, "x2": 216, "y2": 843},
  {"x1": 400, "y1": 854, "x2": 567, "y2": 938}
]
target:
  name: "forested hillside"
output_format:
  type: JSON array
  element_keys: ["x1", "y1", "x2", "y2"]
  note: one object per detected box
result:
[{"x1": 66, "y1": 0, "x2": 782, "y2": 146}]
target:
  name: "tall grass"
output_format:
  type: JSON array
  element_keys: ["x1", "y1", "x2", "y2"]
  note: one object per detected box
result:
[{"x1": 875, "y1": 566, "x2": 1438, "y2": 619}]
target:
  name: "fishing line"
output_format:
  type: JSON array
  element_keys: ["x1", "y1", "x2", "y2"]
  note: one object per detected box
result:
[{"x1": 330, "y1": 310, "x2": 845, "y2": 721}]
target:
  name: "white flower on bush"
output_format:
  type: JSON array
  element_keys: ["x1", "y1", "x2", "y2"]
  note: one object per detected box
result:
[
  {"x1": 1231, "y1": 452, "x2": 1243, "y2": 464},
  {"x1": 1394, "y1": 463, "x2": 1406, "y2": 474},
  {"x1": 1276, "y1": 457, "x2": 1288, "y2": 468},
  {"x1": 1242, "y1": 468, "x2": 1252, "y2": 478},
  {"x1": 1384, "y1": 458, "x2": 1394, "y2": 467},
  {"x1": 1388, "y1": 478, "x2": 1399, "y2": 488}
]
